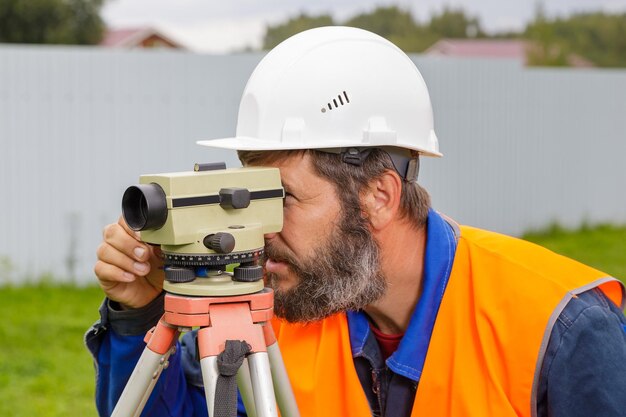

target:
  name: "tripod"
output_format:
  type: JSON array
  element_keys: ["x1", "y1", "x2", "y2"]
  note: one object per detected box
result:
[{"x1": 110, "y1": 275, "x2": 300, "y2": 417}]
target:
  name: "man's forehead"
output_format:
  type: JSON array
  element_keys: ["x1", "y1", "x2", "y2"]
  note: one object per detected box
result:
[
  {"x1": 266, "y1": 152, "x2": 334, "y2": 194},
  {"x1": 242, "y1": 149, "x2": 320, "y2": 188},
  {"x1": 242, "y1": 149, "x2": 306, "y2": 167},
  {"x1": 273, "y1": 152, "x2": 313, "y2": 185}
]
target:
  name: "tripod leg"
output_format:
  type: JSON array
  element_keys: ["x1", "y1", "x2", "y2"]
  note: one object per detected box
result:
[
  {"x1": 200, "y1": 356, "x2": 219, "y2": 417},
  {"x1": 248, "y1": 352, "x2": 279, "y2": 417},
  {"x1": 112, "y1": 320, "x2": 179, "y2": 417},
  {"x1": 237, "y1": 358, "x2": 258, "y2": 417},
  {"x1": 267, "y1": 342, "x2": 300, "y2": 417},
  {"x1": 262, "y1": 323, "x2": 299, "y2": 417}
]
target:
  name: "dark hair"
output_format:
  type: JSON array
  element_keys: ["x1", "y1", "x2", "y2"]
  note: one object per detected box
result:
[{"x1": 238, "y1": 148, "x2": 431, "y2": 229}]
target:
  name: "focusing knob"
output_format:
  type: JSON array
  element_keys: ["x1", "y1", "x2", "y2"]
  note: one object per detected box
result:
[
  {"x1": 203, "y1": 233, "x2": 235, "y2": 254},
  {"x1": 219, "y1": 188, "x2": 251, "y2": 209},
  {"x1": 233, "y1": 265, "x2": 263, "y2": 282},
  {"x1": 165, "y1": 266, "x2": 196, "y2": 283}
]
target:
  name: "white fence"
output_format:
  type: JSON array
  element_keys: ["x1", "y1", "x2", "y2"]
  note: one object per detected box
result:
[{"x1": 1, "y1": 45, "x2": 625, "y2": 284}]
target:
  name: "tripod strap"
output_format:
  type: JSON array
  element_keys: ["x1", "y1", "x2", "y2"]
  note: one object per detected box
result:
[{"x1": 214, "y1": 340, "x2": 251, "y2": 417}]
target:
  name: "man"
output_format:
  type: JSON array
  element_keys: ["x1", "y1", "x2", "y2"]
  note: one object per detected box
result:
[{"x1": 87, "y1": 27, "x2": 626, "y2": 417}]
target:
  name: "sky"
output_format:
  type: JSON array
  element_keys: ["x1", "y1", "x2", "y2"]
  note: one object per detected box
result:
[{"x1": 101, "y1": 0, "x2": 626, "y2": 53}]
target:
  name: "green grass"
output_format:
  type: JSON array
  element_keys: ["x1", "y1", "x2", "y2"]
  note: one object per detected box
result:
[
  {"x1": 0, "y1": 224, "x2": 624, "y2": 416},
  {"x1": 523, "y1": 223, "x2": 626, "y2": 283},
  {"x1": 0, "y1": 284, "x2": 103, "y2": 417}
]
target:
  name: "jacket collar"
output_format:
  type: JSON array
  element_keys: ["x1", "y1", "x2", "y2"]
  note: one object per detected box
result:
[{"x1": 347, "y1": 209, "x2": 458, "y2": 381}]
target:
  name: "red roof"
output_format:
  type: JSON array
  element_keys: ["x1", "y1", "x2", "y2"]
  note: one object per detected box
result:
[
  {"x1": 425, "y1": 38, "x2": 594, "y2": 67},
  {"x1": 100, "y1": 28, "x2": 143, "y2": 47},
  {"x1": 100, "y1": 27, "x2": 185, "y2": 49},
  {"x1": 425, "y1": 39, "x2": 528, "y2": 59}
]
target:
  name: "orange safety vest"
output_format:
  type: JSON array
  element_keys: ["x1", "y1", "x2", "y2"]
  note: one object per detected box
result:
[{"x1": 272, "y1": 225, "x2": 625, "y2": 417}]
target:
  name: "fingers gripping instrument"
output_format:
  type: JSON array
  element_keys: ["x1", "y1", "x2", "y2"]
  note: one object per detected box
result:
[{"x1": 113, "y1": 163, "x2": 300, "y2": 417}]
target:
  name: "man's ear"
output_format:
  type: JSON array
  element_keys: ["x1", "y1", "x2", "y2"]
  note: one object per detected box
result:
[{"x1": 361, "y1": 170, "x2": 402, "y2": 231}]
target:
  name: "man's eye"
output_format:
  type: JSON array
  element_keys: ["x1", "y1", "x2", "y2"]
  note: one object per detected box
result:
[{"x1": 283, "y1": 192, "x2": 295, "y2": 205}]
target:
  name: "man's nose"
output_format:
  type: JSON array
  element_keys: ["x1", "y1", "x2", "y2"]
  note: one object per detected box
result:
[{"x1": 264, "y1": 232, "x2": 277, "y2": 240}]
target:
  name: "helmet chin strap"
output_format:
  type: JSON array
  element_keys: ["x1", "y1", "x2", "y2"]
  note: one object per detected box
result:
[{"x1": 327, "y1": 147, "x2": 420, "y2": 183}]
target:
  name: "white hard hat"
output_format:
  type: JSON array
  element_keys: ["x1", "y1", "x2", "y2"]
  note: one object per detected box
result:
[{"x1": 198, "y1": 26, "x2": 441, "y2": 158}]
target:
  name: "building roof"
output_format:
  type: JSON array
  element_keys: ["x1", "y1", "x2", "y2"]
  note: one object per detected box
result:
[
  {"x1": 425, "y1": 39, "x2": 594, "y2": 67},
  {"x1": 425, "y1": 39, "x2": 528, "y2": 60},
  {"x1": 100, "y1": 27, "x2": 186, "y2": 49}
]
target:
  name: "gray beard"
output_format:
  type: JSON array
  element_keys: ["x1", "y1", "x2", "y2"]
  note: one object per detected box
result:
[{"x1": 264, "y1": 206, "x2": 387, "y2": 323}]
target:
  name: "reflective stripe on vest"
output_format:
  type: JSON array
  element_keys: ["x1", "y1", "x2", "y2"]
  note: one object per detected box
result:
[{"x1": 272, "y1": 226, "x2": 625, "y2": 417}]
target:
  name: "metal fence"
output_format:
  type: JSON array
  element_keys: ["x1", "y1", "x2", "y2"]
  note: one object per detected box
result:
[{"x1": 1, "y1": 45, "x2": 625, "y2": 284}]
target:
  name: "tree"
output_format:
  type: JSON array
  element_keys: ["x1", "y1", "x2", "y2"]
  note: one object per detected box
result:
[
  {"x1": 0, "y1": 0, "x2": 105, "y2": 44},
  {"x1": 262, "y1": 6, "x2": 486, "y2": 54},
  {"x1": 428, "y1": 7, "x2": 485, "y2": 39},
  {"x1": 525, "y1": 11, "x2": 626, "y2": 67},
  {"x1": 263, "y1": 13, "x2": 335, "y2": 50},
  {"x1": 261, "y1": 5, "x2": 626, "y2": 67},
  {"x1": 343, "y1": 6, "x2": 435, "y2": 52},
  {"x1": 524, "y1": 4, "x2": 570, "y2": 66},
  {"x1": 344, "y1": 6, "x2": 417, "y2": 39}
]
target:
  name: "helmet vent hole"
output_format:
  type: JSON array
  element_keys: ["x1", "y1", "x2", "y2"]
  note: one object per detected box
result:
[{"x1": 321, "y1": 91, "x2": 351, "y2": 113}]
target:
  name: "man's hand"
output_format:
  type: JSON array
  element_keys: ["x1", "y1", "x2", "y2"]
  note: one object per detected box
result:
[{"x1": 94, "y1": 216, "x2": 164, "y2": 309}]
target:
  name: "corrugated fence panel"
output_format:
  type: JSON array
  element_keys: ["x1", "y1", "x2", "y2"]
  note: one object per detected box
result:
[
  {"x1": 0, "y1": 46, "x2": 624, "y2": 284},
  {"x1": 415, "y1": 57, "x2": 626, "y2": 237}
]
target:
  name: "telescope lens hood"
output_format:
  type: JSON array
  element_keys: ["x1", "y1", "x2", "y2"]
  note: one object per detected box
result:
[{"x1": 122, "y1": 183, "x2": 168, "y2": 231}]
